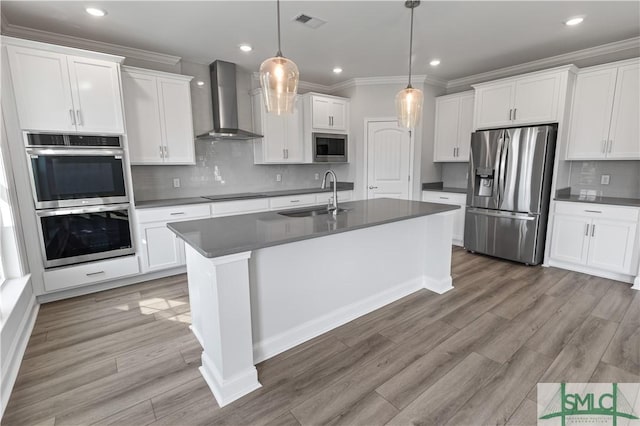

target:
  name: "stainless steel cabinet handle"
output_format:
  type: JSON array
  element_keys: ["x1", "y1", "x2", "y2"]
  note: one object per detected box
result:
[
  {"x1": 76, "y1": 110, "x2": 83, "y2": 126},
  {"x1": 584, "y1": 223, "x2": 589, "y2": 236},
  {"x1": 602, "y1": 140, "x2": 607, "y2": 153},
  {"x1": 368, "y1": 186, "x2": 378, "y2": 189},
  {"x1": 509, "y1": 109, "x2": 512, "y2": 120},
  {"x1": 163, "y1": 146, "x2": 169, "y2": 158},
  {"x1": 290, "y1": 200, "x2": 300, "y2": 203},
  {"x1": 591, "y1": 224, "x2": 596, "y2": 237},
  {"x1": 513, "y1": 108, "x2": 517, "y2": 120},
  {"x1": 170, "y1": 212, "x2": 185, "y2": 216},
  {"x1": 439, "y1": 196, "x2": 450, "y2": 200},
  {"x1": 69, "y1": 109, "x2": 76, "y2": 126},
  {"x1": 608, "y1": 140, "x2": 613, "y2": 153},
  {"x1": 584, "y1": 210, "x2": 602, "y2": 213},
  {"x1": 86, "y1": 271, "x2": 105, "y2": 276},
  {"x1": 159, "y1": 145, "x2": 164, "y2": 158}
]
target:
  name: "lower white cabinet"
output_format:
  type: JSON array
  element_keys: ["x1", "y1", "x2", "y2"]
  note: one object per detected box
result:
[
  {"x1": 422, "y1": 191, "x2": 467, "y2": 246},
  {"x1": 43, "y1": 255, "x2": 140, "y2": 292},
  {"x1": 550, "y1": 202, "x2": 639, "y2": 277},
  {"x1": 270, "y1": 194, "x2": 318, "y2": 210}
]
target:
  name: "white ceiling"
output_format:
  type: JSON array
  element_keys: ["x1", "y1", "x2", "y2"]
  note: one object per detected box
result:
[{"x1": 2, "y1": 1, "x2": 639, "y2": 85}]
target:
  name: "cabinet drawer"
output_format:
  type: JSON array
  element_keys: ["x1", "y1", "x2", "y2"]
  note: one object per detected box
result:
[
  {"x1": 136, "y1": 204, "x2": 211, "y2": 223},
  {"x1": 212, "y1": 198, "x2": 270, "y2": 216},
  {"x1": 315, "y1": 190, "x2": 352, "y2": 205},
  {"x1": 555, "y1": 202, "x2": 639, "y2": 222},
  {"x1": 422, "y1": 191, "x2": 467, "y2": 205},
  {"x1": 43, "y1": 255, "x2": 140, "y2": 292},
  {"x1": 270, "y1": 194, "x2": 318, "y2": 210}
]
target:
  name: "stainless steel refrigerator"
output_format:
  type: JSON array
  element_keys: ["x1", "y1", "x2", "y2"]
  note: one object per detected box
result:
[{"x1": 464, "y1": 125, "x2": 557, "y2": 265}]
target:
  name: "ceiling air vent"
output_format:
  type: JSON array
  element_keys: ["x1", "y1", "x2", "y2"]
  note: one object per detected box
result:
[{"x1": 293, "y1": 13, "x2": 327, "y2": 29}]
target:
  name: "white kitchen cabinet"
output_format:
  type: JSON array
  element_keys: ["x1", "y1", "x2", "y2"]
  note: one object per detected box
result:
[
  {"x1": 269, "y1": 193, "x2": 318, "y2": 210},
  {"x1": 122, "y1": 66, "x2": 195, "y2": 165},
  {"x1": 315, "y1": 190, "x2": 353, "y2": 206},
  {"x1": 310, "y1": 94, "x2": 348, "y2": 131},
  {"x1": 473, "y1": 67, "x2": 568, "y2": 130},
  {"x1": 43, "y1": 255, "x2": 139, "y2": 292},
  {"x1": 7, "y1": 44, "x2": 124, "y2": 134},
  {"x1": 549, "y1": 202, "x2": 640, "y2": 278},
  {"x1": 422, "y1": 191, "x2": 467, "y2": 246},
  {"x1": 566, "y1": 59, "x2": 640, "y2": 160},
  {"x1": 433, "y1": 91, "x2": 474, "y2": 162},
  {"x1": 252, "y1": 90, "x2": 304, "y2": 163}
]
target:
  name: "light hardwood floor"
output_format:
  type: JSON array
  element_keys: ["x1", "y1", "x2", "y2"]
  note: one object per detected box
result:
[{"x1": 3, "y1": 248, "x2": 638, "y2": 425}]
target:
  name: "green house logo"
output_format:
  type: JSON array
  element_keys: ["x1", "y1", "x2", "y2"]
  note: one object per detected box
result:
[{"x1": 538, "y1": 383, "x2": 640, "y2": 426}]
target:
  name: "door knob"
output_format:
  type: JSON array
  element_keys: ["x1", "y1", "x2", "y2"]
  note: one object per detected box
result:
[{"x1": 369, "y1": 186, "x2": 378, "y2": 189}]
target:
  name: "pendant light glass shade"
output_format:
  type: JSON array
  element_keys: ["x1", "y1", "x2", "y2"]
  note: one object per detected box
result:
[
  {"x1": 396, "y1": 85, "x2": 424, "y2": 129},
  {"x1": 259, "y1": 0, "x2": 299, "y2": 115},
  {"x1": 396, "y1": 0, "x2": 423, "y2": 129},
  {"x1": 259, "y1": 56, "x2": 299, "y2": 115}
]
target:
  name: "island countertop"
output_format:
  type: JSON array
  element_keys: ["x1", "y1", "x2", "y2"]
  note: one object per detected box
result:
[{"x1": 168, "y1": 198, "x2": 459, "y2": 258}]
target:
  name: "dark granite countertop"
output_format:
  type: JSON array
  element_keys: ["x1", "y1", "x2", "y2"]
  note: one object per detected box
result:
[
  {"x1": 168, "y1": 198, "x2": 459, "y2": 258},
  {"x1": 422, "y1": 182, "x2": 467, "y2": 194},
  {"x1": 554, "y1": 194, "x2": 640, "y2": 208},
  {"x1": 135, "y1": 182, "x2": 354, "y2": 209}
]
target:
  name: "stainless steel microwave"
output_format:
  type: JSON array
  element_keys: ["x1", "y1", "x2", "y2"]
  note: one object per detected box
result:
[{"x1": 313, "y1": 133, "x2": 348, "y2": 163}]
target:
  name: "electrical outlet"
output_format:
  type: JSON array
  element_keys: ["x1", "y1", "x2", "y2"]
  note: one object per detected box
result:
[
  {"x1": 314, "y1": 173, "x2": 320, "y2": 180},
  {"x1": 173, "y1": 178, "x2": 181, "y2": 188},
  {"x1": 600, "y1": 174, "x2": 610, "y2": 185},
  {"x1": 276, "y1": 173, "x2": 282, "y2": 182}
]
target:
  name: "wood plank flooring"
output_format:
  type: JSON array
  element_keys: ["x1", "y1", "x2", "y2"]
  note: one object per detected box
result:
[{"x1": 3, "y1": 248, "x2": 638, "y2": 425}]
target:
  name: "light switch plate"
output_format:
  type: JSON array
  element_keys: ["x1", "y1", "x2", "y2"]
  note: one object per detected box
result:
[
  {"x1": 600, "y1": 175, "x2": 610, "y2": 185},
  {"x1": 276, "y1": 173, "x2": 282, "y2": 182},
  {"x1": 173, "y1": 178, "x2": 181, "y2": 188},
  {"x1": 314, "y1": 173, "x2": 320, "y2": 180}
]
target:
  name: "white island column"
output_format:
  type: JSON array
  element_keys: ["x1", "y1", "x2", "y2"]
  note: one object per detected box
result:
[{"x1": 185, "y1": 248, "x2": 261, "y2": 407}]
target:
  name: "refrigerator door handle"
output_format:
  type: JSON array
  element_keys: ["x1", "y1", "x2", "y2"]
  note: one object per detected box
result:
[
  {"x1": 497, "y1": 131, "x2": 509, "y2": 208},
  {"x1": 494, "y1": 130, "x2": 505, "y2": 206},
  {"x1": 466, "y1": 207, "x2": 537, "y2": 221}
]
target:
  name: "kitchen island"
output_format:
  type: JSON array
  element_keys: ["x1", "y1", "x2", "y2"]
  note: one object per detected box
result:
[{"x1": 168, "y1": 198, "x2": 458, "y2": 406}]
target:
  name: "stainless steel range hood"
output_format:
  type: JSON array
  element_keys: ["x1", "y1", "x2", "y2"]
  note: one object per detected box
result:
[{"x1": 196, "y1": 60, "x2": 263, "y2": 141}]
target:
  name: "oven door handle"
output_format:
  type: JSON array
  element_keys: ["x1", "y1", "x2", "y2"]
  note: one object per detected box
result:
[
  {"x1": 36, "y1": 204, "x2": 131, "y2": 217},
  {"x1": 26, "y1": 148, "x2": 125, "y2": 156}
]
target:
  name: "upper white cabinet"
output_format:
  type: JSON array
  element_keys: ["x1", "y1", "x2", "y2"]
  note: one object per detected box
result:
[
  {"x1": 305, "y1": 93, "x2": 349, "y2": 132},
  {"x1": 122, "y1": 66, "x2": 195, "y2": 165},
  {"x1": 252, "y1": 89, "x2": 304, "y2": 164},
  {"x1": 567, "y1": 59, "x2": 640, "y2": 160},
  {"x1": 7, "y1": 44, "x2": 124, "y2": 134},
  {"x1": 433, "y1": 91, "x2": 474, "y2": 162},
  {"x1": 473, "y1": 67, "x2": 569, "y2": 129}
]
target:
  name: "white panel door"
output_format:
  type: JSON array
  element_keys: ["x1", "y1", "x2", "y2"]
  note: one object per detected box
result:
[
  {"x1": 587, "y1": 219, "x2": 637, "y2": 274},
  {"x1": 67, "y1": 56, "x2": 124, "y2": 134},
  {"x1": 311, "y1": 96, "x2": 331, "y2": 129},
  {"x1": 6, "y1": 46, "x2": 76, "y2": 132},
  {"x1": 550, "y1": 215, "x2": 590, "y2": 265},
  {"x1": 566, "y1": 68, "x2": 618, "y2": 160},
  {"x1": 456, "y1": 95, "x2": 474, "y2": 161},
  {"x1": 122, "y1": 71, "x2": 164, "y2": 164},
  {"x1": 142, "y1": 224, "x2": 184, "y2": 272},
  {"x1": 607, "y1": 63, "x2": 640, "y2": 159},
  {"x1": 433, "y1": 96, "x2": 460, "y2": 162},
  {"x1": 157, "y1": 77, "x2": 195, "y2": 164},
  {"x1": 367, "y1": 121, "x2": 411, "y2": 200},
  {"x1": 513, "y1": 73, "x2": 560, "y2": 125},
  {"x1": 328, "y1": 99, "x2": 348, "y2": 131},
  {"x1": 474, "y1": 82, "x2": 514, "y2": 129}
]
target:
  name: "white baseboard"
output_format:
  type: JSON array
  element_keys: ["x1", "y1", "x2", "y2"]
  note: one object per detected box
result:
[
  {"x1": 252, "y1": 276, "x2": 428, "y2": 363},
  {"x1": 423, "y1": 275, "x2": 454, "y2": 294},
  {"x1": 547, "y1": 259, "x2": 634, "y2": 284},
  {"x1": 1, "y1": 294, "x2": 38, "y2": 418},
  {"x1": 199, "y1": 353, "x2": 261, "y2": 408}
]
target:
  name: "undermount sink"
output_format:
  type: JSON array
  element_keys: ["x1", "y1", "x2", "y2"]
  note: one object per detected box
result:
[{"x1": 278, "y1": 207, "x2": 350, "y2": 218}]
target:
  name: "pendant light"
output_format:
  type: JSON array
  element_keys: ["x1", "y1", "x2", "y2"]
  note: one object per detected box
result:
[
  {"x1": 259, "y1": 0, "x2": 299, "y2": 115},
  {"x1": 396, "y1": 0, "x2": 424, "y2": 129}
]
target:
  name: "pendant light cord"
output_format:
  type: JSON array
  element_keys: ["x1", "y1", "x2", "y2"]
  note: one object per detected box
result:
[
  {"x1": 276, "y1": 0, "x2": 283, "y2": 57},
  {"x1": 407, "y1": 4, "x2": 414, "y2": 88}
]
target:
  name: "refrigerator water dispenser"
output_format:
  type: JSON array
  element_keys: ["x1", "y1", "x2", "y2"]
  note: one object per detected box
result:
[{"x1": 474, "y1": 167, "x2": 494, "y2": 196}]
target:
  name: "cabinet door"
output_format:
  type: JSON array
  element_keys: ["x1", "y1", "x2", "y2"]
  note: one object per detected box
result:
[
  {"x1": 157, "y1": 77, "x2": 195, "y2": 164},
  {"x1": 141, "y1": 224, "x2": 183, "y2": 272},
  {"x1": 607, "y1": 63, "x2": 640, "y2": 159},
  {"x1": 311, "y1": 96, "x2": 331, "y2": 129},
  {"x1": 122, "y1": 71, "x2": 164, "y2": 164},
  {"x1": 284, "y1": 96, "x2": 304, "y2": 162},
  {"x1": 433, "y1": 96, "x2": 460, "y2": 162},
  {"x1": 550, "y1": 215, "x2": 590, "y2": 265},
  {"x1": 6, "y1": 46, "x2": 76, "y2": 132},
  {"x1": 456, "y1": 95, "x2": 474, "y2": 161},
  {"x1": 513, "y1": 73, "x2": 560, "y2": 125},
  {"x1": 67, "y1": 56, "x2": 124, "y2": 134},
  {"x1": 587, "y1": 219, "x2": 637, "y2": 274},
  {"x1": 329, "y1": 99, "x2": 348, "y2": 131},
  {"x1": 474, "y1": 82, "x2": 514, "y2": 129},
  {"x1": 262, "y1": 105, "x2": 287, "y2": 163},
  {"x1": 566, "y1": 68, "x2": 618, "y2": 160}
]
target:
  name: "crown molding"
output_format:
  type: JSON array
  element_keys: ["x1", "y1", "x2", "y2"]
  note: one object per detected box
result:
[
  {"x1": 1, "y1": 23, "x2": 181, "y2": 66},
  {"x1": 447, "y1": 36, "x2": 640, "y2": 90}
]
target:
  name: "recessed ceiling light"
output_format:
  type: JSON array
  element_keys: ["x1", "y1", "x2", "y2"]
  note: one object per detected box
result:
[
  {"x1": 430, "y1": 59, "x2": 441, "y2": 66},
  {"x1": 565, "y1": 17, "x2": 584, "y2": 26},
  {"x1": 239, "y1": 44, "x2": 253, "y2": 52},
  {"x1": 85, "y1": 7, "x2": 107, "y2": 17},
  {"x1": 333, "y1": 67, "x2": 343, "y2": 74},
  {"x1": 196, "y1": 81, "x2": 205, "y2": 86}
]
